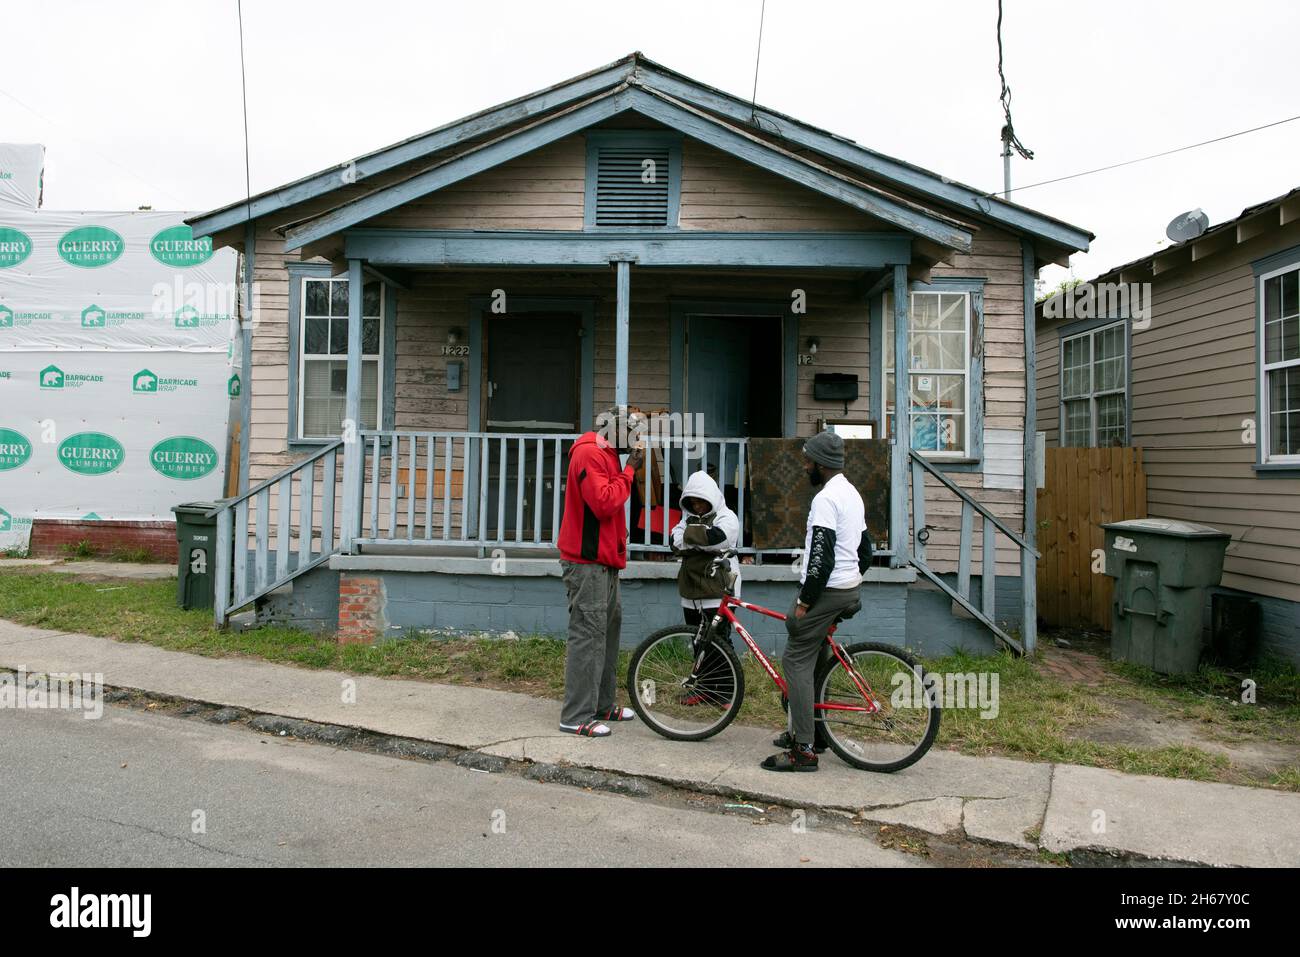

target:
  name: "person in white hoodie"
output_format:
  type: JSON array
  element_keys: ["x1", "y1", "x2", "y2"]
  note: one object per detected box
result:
[{"x1": 670, "y1": 470, "x2": 742, "y2": 705}]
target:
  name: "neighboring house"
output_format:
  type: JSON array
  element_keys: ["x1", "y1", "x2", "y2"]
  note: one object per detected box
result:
[
  {"x1": 189, "y1": 53, "x2": 1091, "y2": 651},
  {"x1": 1037, "y1": 189, "x2": 1300, "y2": 663}
]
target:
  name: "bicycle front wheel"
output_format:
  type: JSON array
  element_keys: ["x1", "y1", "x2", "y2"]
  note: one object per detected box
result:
[
  {"x1": 815, "y1": 642, "x2": 940, "y2": 773},
  {"x1": 627, "y1": 626, "x2": 744, "y2": 741}
]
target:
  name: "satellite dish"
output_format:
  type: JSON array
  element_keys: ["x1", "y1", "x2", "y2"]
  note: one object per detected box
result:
[{"x1": 1166, "y1": 208, "x2": 1210, "y2": 243}]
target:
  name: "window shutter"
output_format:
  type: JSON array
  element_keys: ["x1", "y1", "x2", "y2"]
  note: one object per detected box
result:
[{"x1": 594, "y1": 145, "x2": 671, "y2": 226}]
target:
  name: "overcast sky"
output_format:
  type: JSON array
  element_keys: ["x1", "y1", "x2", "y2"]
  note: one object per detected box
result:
[{"x1": 4, "y1": 0, "x2": 1298, "y2": 286}]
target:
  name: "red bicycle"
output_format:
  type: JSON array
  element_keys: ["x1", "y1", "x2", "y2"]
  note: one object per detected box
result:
[{"x1": 627, "y1": 590, "x2": 940, "y2": 772}]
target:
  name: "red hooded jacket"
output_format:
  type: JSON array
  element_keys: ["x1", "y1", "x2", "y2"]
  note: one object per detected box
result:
[{"x1": 558, "y1": 431, "x2": 635, "y2": 569}]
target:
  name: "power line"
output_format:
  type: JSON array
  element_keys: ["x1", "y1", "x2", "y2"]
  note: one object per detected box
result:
[
  {"x1": 996, "y1": 0, "x2": 1032, "y2": 201},
  {"x1": 0, "y1": 84, "x2": 187, "y2": 207},
  {"x1": 1002, "y1": 112, "x2": 1300, "y2": 196},
  {"x1": 996, "y1": 0, "x2": 1032, "y2": 161},
  {"x1": 749, "y1": 0, "x2": 767, "y2": 123},
  {"x1": 236, "y1": 0, "x2": 253, "y2": 223}
]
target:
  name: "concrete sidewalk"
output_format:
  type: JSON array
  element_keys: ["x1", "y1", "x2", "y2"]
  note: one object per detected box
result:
[{"x1": 1, "y1": 617, "x2": 1296, "y2": 867}]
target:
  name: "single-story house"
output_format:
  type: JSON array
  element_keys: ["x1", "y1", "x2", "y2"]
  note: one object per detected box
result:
[
  {"x1": 1036, "y1": 188, "x2": 1300, "y2": 663},
  {"x1": 189, "y1": 53, "x2": 1092, "y2": 654}
]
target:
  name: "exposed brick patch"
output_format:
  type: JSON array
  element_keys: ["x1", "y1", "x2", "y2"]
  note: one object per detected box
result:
[
  {"x1": 1036, "y1": 647, "x2": 1110, "y2": 687},
  {"x1": 28, "y1": 519, "x2": 178, "y2": 562},
  {"x1": 337, "y1": 575, "x2": 384, "y2": 645}
]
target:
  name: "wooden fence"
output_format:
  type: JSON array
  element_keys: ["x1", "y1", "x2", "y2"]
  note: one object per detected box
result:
[{"x1": 1036, "y1": 447, "x2": 1147, "y2": 630}]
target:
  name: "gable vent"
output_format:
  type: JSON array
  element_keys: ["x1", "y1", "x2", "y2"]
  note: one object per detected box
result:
[{"x1": 594, "y1": 146, "x2": 672, "y2": 226}]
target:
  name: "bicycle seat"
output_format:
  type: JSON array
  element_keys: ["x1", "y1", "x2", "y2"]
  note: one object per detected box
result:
[{"x1": 834, "y1": 600, "x2": 862, "y2": 624}]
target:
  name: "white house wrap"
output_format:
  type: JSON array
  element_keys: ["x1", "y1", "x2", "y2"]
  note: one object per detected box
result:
[
  {"x1": 0, "y1": 144, "x2": 44, "y2": 211},
  {"x1": 0, "y1": 209, "x2": 238, "y2": 550}
]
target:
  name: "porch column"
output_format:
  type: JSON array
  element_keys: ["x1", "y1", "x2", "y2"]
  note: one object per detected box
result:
[
  {"x1": 890, "y1": 264, "x2": 911, "y2": 568},
  {"x1": 340, "y1": 257, "x2": 365, "y2": 551},
  {"x1": 1021, "y1": 239, "x2": 1038, "y2": 654},
  {"x1": 614, "y1": 259, "x2": 631, "y2": 410}
]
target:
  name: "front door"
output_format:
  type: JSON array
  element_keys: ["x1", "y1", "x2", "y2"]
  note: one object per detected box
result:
[
  {"x1": 483, "y1": 311, "x2": 580, "y2": 539},
  {"x1": 486, "y1": 311, "x2": 579, "y2": 432},
  {"x1": 687, "y1": 313, "x2": 783, "y2": 438}
]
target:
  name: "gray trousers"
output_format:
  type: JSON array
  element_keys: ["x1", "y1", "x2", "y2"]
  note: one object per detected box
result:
[
  {"x1": 783, "y1": 586, "x2": 861, "y2": 745},
  {"x1": 559, "y1": 559, "x2": 622, "y2": 727}
]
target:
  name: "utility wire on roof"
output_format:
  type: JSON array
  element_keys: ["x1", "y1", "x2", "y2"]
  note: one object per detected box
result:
[
  {"x1": 748, "y1": 0, "x2": 764, "y2": 123},
  {"x1": 236, "y1": 0, "x2": 253, "y2": 224},
  {"x1": 1001, "y1": 112, "x2": 1300, "y2": 196},
  {"x1": 750, "y1": 0, "x2": 767, "y2": 124}
]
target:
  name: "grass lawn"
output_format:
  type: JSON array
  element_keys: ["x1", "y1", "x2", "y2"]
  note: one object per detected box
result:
[{"x1": 1, "y1": 567, "x2": 1297, "y2": 791}]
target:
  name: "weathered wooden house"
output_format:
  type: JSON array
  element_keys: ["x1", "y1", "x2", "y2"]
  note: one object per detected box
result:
[
  {"x1": 1037, "y1": 189, "x2": 1300, "y2": 663},
  {"x1": 189, "y1": 53, "x2": 1091, "y2": 653}
]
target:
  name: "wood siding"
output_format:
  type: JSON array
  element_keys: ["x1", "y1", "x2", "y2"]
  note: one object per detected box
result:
[
  {"x1": 921, "y1": 228, "x2": 1029, "y2": 575},
  {"x1": 1036, "y1": 221, "x2": 1300, "y2": 604},
  {"x1": 361, "y1": 132, "x2": 890, "y2": 233},
  {"x1": 240, "y1": 140, "x2": 1030, "y2": 571}
]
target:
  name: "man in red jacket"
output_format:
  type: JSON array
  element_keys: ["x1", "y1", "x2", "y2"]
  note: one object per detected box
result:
[{"x1": 556, "y1": 405, "x2": 645, "y2": 737}]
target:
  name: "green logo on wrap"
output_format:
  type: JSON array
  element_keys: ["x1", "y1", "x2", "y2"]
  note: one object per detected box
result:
[
  {"x1": 40, "y1": 364, "x2": 64, "y2": 389},
  {"x1": 150, "y1": 436, "x2": 217, "y2": 480},
  {"x1": 0, "y1": 227, "x2": 33, "y2": 269},
  {"x1": 0, "y1": 303, "x2": 13, "y2": 327},
  {"x1": 82, "y1": 304, "x2": 107, "y2": 328},
  {"x1": 0, "y1": 507, "x2": 11, "y2": 532},
  {"x1": 58, "y1": 431, "x2": 124, "y2": 475},
  {"x1": 57, "y1": 226, "x2": 124, "y2": 268},
  {"x1": 150, "y1": 225, "x2": 213, "y2": 267},
  {"x1": 133, "y1": 369, "x2": 158, "y2": 393},
  {"x1": 0, "y1": 428, "x2": 32, "y2": 471}
]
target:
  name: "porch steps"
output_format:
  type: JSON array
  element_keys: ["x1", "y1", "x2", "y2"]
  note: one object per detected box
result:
[
  {"x1": 907, "y1": 450, "x2": 1035, "y2": 656},
  {"x1": 213, "y1": 440, "x2": 346, "y2": 626}
]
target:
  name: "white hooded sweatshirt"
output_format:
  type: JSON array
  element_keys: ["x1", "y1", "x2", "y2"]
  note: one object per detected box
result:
[{"x1": 670, "y1": 470, "x2": 741, "y2": 610}]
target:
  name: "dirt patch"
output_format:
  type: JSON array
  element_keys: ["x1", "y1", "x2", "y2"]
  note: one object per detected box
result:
[{"x1": 1072, "y1": 695, "x2": 1299, "y2": 777}]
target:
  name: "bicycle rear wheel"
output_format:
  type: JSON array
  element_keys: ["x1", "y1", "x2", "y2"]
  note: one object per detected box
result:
[
  {"x1": 815, "y1": 642, "x2": 940, "y2": 773},
  {"x1": 627, "y1": 625, "x2": 744, "y2": 741}
]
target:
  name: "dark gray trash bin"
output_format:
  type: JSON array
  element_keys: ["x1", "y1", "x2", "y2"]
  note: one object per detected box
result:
[
  {"x1": 172, "y1": 502, "x2": 225, "y2": 610},
  {"x1": 1101, "y1": 518, "x2": 1231, "y2": 675}
]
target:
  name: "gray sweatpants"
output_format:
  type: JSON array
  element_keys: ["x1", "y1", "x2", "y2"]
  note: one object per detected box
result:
[
  {"x1": 783, "y1": 586, "x2": 861, "y2": 745},
  {"x1": 559, "y1": 559, "x2": 622, "y2": 728}
]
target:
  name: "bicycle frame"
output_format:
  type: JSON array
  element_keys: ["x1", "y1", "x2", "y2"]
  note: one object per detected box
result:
[{"x1": 705, "y1": 593, "x2": 881, "y2": 715}]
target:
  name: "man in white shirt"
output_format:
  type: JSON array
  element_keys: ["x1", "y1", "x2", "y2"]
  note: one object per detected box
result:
[{"x1": 763, "y1": 430, "x2": 871, "y2": 773}]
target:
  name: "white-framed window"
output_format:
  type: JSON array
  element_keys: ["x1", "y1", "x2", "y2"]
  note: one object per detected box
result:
[
  {"x1": 1261, "y1": 263, "x2": 1300, "y2": 463},
  {"x1": 1059, "y1": 321, "x2": 1127, "y2": 447},
  {"x1": 883, "y1": 290, "x2": 971, "y2": 457},
  {"x1": 298, "y1": 277, "x2": 383, "y2": 440}
]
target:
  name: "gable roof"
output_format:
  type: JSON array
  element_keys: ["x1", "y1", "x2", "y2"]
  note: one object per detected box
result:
[
  {"x1": 189, "y1": 52, "x2": 1091, "y2": 258},
  {"x1": 279, "y1": 84, "x2": 975, "y2": 254}
]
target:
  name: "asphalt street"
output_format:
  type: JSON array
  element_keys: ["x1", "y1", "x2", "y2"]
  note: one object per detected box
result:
[{"x1": 0, "y1": 703, "x2": 925, "y2": 868}]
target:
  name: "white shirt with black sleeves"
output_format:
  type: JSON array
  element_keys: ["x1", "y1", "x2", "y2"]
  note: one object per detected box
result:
[{"x1": 799, "y1": 472, "x2": 869, "y2": 605}]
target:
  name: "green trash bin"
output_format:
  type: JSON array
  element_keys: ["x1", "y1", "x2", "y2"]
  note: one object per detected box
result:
[
  {"x1": 1101, "y1": 518, "x2": 1231, "y2": 675},
  {"x1": 172, "y1": 502, "x2": 225, "y2": 610}
]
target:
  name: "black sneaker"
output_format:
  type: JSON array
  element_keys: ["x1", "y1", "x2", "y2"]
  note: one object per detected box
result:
[
  {"x1": 772, "y1": 730, "x2": 827, "y2": 754},
  {"x1": 760, "y1": 748, "x2": 818, "y2": 772}
]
